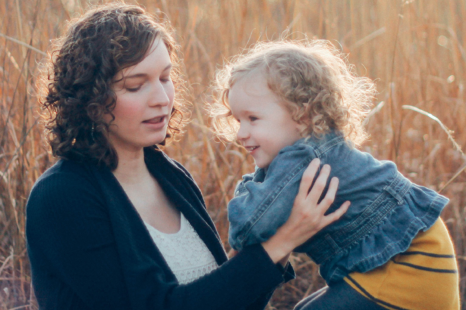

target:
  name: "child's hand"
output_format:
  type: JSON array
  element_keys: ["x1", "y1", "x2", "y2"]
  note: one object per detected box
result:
[{"x1": 262, "y1": 158, "x2": 350, "y2": 264}]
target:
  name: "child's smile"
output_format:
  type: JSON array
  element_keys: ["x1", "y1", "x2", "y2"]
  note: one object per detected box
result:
[
  {"x1": 228, "y1": 72, "x2": 303, "y2": 168},
  {"x1": 245, "y1": 146, "x2": 259, "y2": 153}
]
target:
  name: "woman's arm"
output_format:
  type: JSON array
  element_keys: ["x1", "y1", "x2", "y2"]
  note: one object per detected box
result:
[
  {"x1": 26, "y1": 170, "x2": 286, "y2": 310},
  {"x1": 27, "y1": 172, "x2": 130, "y2": 310},
  {"x1": 27, "y1": 159, "x2": 342, "y2": 310},
  {"x1": 262, "y1": 158, "x2": 350, "y2": 263}
]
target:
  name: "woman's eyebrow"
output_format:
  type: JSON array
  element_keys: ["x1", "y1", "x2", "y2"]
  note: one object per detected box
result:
[
  {"x1": 124, "y1": 64, "x2": 173, "y2": 80},
  {"x1": 123, "y1": 73, "x2": 147, "y2": 80}
]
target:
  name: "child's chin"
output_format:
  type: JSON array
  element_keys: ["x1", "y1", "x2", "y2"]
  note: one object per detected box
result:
[{"x1": 254, "y1": 161, "x2": 268, "y2": 169}]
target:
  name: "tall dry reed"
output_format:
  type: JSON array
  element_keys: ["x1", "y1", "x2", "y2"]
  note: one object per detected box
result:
[{"x1": 0, "y1": 0, "x2": 465, "y2": 309}]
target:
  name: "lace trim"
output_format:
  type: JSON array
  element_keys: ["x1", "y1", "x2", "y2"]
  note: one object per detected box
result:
[{"x1": 144, "y1": 213, "x2": 219, "y2": 284}]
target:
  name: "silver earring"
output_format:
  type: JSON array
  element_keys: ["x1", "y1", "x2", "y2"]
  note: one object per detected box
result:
[{"x1": 91, "y1": 123, "x2": 95, "y2": 142}]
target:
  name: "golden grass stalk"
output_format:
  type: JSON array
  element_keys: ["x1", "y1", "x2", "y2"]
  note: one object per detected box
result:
[{"x1": 1, "y1": 0, "x2": 465, "y2": 309}]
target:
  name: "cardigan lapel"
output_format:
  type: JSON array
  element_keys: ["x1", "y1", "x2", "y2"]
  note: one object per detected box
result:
[
  {"x1": 90, "y1": 146, "x2": 228, "y2": 297},
  {"x1": 89, "y1": 150, "x2": 231, "y2": 309},
  {"x1": 143, "y1": 147, "x2": 228, "y2": 265},
  {"x1": 90, "y1": 162, "x2": 177, "y2": 269}
]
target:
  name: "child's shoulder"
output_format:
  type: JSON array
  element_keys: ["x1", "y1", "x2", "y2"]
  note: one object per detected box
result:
[
  {"x1": 293, "y1": 130, "x2": 348, "y2": 151},
  {"x1": 292, "y1": 130, "x2": 386, "y2": 168},
  {"x1": 272, "y1": 130, "x2": 349, "y2": 164}
]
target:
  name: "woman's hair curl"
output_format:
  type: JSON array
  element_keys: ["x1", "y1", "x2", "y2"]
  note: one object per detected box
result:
[{"x1": 37, "y1": 3, "x2": 189, "y2": 170}]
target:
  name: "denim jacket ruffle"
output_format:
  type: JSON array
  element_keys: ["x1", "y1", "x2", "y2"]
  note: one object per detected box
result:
[{"x1": 228, "y1": 131, "x2": 449, "y2": 284}]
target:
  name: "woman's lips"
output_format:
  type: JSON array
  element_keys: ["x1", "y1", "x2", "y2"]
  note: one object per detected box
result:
[
  {"x1": 143, "y1": 116, "x2": 165, "y2": 123},
  {"x1": 142, "y1": 115, "x2": 167, "y2": 129}
]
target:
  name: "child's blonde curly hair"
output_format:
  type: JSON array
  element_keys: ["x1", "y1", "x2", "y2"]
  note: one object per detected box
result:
[{"x1": 210, "y1": 40, "x2": 376, "y2": 147}]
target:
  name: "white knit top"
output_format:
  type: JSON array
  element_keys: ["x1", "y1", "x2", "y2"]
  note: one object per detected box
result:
[{"x1": 144, "y1": 213, "x2": 219, "y2": 284}]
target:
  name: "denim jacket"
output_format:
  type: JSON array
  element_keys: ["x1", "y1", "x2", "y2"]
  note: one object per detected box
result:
[{"x1": 228, "y1": 131, "x2": 449, "y2": 284}]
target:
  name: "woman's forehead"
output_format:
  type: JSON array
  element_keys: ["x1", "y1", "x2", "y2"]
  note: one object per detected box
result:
[{"x1": 114, "y1": 39, "x2": 171, "y2": 81}]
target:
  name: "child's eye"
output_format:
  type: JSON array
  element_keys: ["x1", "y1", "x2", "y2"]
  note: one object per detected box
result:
[{"x1": 249, "y1": 116, "x2": 258, "y2": 122}]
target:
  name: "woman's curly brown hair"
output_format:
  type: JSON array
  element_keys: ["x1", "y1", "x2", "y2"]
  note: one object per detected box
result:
[
  {"x1": 37, "y1": 3, "x2": 189, "y2": 170},
  {"x1": 210, "y1": 40, "x2": 376, "y2": 147}
]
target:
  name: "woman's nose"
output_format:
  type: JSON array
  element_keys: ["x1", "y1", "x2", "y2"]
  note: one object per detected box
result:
[{"x1": 149, "y1": 81, "x2": 170, "y2": 107}]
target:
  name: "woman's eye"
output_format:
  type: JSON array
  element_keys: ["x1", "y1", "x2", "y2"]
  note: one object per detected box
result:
[
  {"x1": 249, "y1": 116, "x2": 258, "y2": 122},
  {"x1": 160, "y1": 76, "x2": 171, "y2": 83},
  {"x1": 126, "y1": 86, "x2": 141, "y2": 92}
]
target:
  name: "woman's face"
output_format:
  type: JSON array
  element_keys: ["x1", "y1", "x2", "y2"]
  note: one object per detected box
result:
[{"x1": 105, "y1": 39, "x2": 175, "y2": 153}]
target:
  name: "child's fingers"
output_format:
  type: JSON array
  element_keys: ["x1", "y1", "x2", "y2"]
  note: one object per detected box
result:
[
  {"x1": 306, "y1": 164, "x2": 331, "y2": 206},
  {"x1": 296, "y1": 158, "x2": 321, "y2": 201}
]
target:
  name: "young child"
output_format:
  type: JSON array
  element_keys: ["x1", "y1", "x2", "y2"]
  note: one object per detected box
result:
[{"x1": 210, "y1": 40, "x2": 459, "y2": 309}]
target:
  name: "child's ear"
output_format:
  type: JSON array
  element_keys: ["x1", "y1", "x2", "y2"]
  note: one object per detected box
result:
[{"x1": 296, "y1": 122, "x2": 307, "y2": 136}]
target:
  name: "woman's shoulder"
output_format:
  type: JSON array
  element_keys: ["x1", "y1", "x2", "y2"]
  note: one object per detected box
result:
[
  {"x1": 28, "y1": 159, "x2": 103, "y2": 212},
  {"x1": 34, "y1": 158, "x2": 94, "y2": 187}
]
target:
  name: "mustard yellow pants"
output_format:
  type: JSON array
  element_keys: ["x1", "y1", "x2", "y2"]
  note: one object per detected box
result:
[{"x1": 344, "y1": 218, "x2": 460, "y2": 310}]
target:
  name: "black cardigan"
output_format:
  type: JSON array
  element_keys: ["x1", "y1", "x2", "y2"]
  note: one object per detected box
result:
[{"x1": 26, "y1": 147, "x2": 294, "y2": 310}]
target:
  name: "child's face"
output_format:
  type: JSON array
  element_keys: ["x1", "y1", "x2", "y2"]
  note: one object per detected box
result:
[{"x1": 228, "y1": 73, "x2": 303, "y2": 168}]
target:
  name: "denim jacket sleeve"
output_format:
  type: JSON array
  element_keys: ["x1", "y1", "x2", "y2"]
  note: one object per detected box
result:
[{"x1": 228, "y1": 143, "x2": 316, "y2": 251}]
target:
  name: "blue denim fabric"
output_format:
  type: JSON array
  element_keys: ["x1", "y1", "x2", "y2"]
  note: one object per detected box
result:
[
  {"x1": 293, "y1": 280, "x2": 387, "y2": 310},
  {"x1": 228, "y1": 130, "x2": 449, "y2": 284}
]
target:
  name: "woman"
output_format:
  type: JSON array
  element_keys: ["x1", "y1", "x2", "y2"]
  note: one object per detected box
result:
[{"x1": 26, "y1": 3, "x2": 349, "y2": 310}]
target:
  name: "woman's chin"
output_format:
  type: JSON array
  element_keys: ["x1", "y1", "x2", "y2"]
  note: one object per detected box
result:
[
  {"x1": 146, "y1": 135, "x2": 168, "y2": 147},
  {"x1": 109, "y1": 135, "x2": 167, "y2": 153},
  {"x1": 136, "y1": 129, "x2": 168, "y2": 146},
  {"x1": 140, "y1": 138, "x2": 165, "y2": 148}
]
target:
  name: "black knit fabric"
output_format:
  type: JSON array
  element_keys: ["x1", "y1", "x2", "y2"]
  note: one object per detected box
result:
[{"x1": 26, "y1": 147, "x2": 294, "y2": 310}]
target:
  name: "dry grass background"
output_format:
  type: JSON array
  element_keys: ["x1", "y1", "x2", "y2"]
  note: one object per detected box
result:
[{"x1": 0, "y1": 0, "x2": 465, "y2": 309}]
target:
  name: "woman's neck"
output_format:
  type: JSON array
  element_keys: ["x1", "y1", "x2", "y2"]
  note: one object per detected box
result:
[{"x1": 112, "y1": 147, "x2": 149, "y2": 185}]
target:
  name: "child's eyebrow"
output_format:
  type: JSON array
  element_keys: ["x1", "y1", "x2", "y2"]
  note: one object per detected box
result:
[{"x1": 241, "y1": 109, "x2": 259, "y2": 115}]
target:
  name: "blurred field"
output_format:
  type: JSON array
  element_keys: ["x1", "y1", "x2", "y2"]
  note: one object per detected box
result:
[{"x1": 0, "y1": 0, "x2": 465, "y2": 309}]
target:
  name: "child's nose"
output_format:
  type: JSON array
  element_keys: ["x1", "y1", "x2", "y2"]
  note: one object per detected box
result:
[{"x1": 236, "y1": 123, "x2": 249, "y2": 141}]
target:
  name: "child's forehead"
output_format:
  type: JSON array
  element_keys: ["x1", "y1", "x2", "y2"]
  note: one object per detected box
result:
[
  {"x1": 231, "y1": 72, "x2": 272, "y2": 98},
  {"x1": 228, "y1": 73, "x2": 286, "y2": 116}
]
